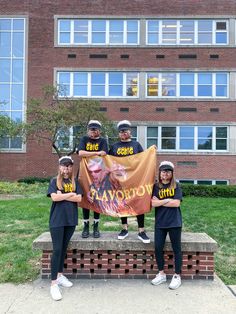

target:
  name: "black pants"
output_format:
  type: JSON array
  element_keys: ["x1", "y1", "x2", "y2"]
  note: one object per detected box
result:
[
  {"x1": 83, "y1": 208, "x2": 100, "y2": 220},
  {"x1": 121, "y1": 214, "x2": 144, "y2": 228},
  {"x1": 154, "y1": 227, "x2": 182, "y2": 274},
  {"x1": 50, "y1": 226, "x2": 76, "y2": 280}
]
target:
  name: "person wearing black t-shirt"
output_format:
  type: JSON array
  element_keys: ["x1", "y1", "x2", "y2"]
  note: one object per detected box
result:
[
  {"x1": 47, "y1": 156, "x2": 82, "y2": 301},
  {"x1": 109, "y1": 120, "x2": 150, "y2": 244},
  {"x1": 151, "y1": 161, "x2": 183, "y2": 290},
  {"x1": 77, "y1": 120, "x2": 108, "y2": 238}
]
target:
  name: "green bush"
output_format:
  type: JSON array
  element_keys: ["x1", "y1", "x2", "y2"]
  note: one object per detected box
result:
[
  {"x1": 17, "y1": 177, "x2": 51, "y2": 184},
  {"x1": 181, "y1": 184, "x2": 236, "y2": 197}
]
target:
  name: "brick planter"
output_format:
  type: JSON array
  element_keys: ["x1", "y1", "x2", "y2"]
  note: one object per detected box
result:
[{"x1": 33, "y1": 232, "x2": 217, "y2": 280}]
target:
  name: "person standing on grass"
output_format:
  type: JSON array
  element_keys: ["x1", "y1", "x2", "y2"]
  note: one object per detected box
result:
[
  {"x1": 109, "y1": 120, "x2": 150, "y2": 244},
  {"x1": 151, "y1": 161, "x2": 183, "y2": 290},
  {"x1": 77, "y1": 120, "x2": 108, "y2": 238},
  {"x1": 47, "y1": 156, "x2": 82, "y2": 301}
]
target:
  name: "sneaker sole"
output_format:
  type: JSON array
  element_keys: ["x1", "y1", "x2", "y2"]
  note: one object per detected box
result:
[
  {"x1": 151, "y1": 279, "x2": 167, "y2": 286},
  {"x1": 82, "y1": 234, "x2": 90, "y2": 238},
  {"x1": 169, "y1": 283, "x2": 181, "y2": 290},
  {"x1": 138, "y1": 236, "x2": 151, "y2": 244},
  {"x1": 118, "y1": 234, "x2": 129, "y2": 240}
]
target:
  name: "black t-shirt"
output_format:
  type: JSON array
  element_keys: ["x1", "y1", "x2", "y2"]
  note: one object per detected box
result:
[
  {"x1": 78, "y1": 136, "x2": 108, "y2": 153},
  {"x1": 152, "y1": 182, "x2": 182, "y2": 228},
  {"x1": 109, "y1": 140, "x2": 143, "y2": 156},
  {"x1": 47, "y1": 177, "x2": 82, "y2": 228}
]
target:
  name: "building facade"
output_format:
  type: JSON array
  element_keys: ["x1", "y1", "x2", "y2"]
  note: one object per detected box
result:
[{"x1": 0, "y1": 0, "x2": 236, "y2": 183}]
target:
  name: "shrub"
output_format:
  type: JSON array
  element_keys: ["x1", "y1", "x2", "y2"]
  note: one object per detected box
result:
[
  {"x1": 17, "y1": 177, "x2": 51, "y2": 184},
  {"x1": 181, "y1": 184, "x2": 236, "y2": 197}
]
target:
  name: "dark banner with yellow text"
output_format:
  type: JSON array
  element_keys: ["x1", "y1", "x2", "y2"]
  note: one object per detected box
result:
[{"x1": 79, "y1": 146, "x2": 156, "y2": 217}]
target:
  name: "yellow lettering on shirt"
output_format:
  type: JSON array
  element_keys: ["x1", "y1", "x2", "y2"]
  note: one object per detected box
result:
[
  {"x1": 117, "y1": 147, "x2": 134, "y2": 156},
  {"x1": 158, "y1": 188, "x2": 175, "y2": 199},
  {"x1": 86, "y1": 143, "x2": 99, "y2": 151}
]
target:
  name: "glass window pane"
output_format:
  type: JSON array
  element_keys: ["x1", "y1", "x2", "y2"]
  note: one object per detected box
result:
[
  {"x1": 198, "y1": 85, "x2": 212, "y2": 96},
  {"x1": 198, "y1": 20, "x2": 212, "y2": 31},
  {"x1": 0, "y1": 32, "x2": 11, "y2": 57},
  {"x1": 74, "y1": 72, "x2": 87, "y2": 84},
  {"x1": 147, "y1": 139, "x2": 157, "y2": 148},
  {"x1": 59, "y1": 33, "x2": 70, "y2": 44},
  {"x1": 162, "y1": 127, "x2": 176, "y2": 137},
  {"x1": 74, "y1": 20, "x2": 88, "y2": 31},
  {"x1": 58, "y1": 72, "x2": 70, "y2": 84},
  {"x1": 127, "y1": 33, "x2": 137, "y2": 44},
  {"x1": 12, "y1": 59, "x2": 23, "y2": 82},
  {"x1": 12, "y1": 32, "x2": 24, "y2": 57},
  {"x1": 216, "y1": 86, "x2": 227, "y2": 97},
  {"x1": 127, "y1": 20, "x2": 138, "y2": 31},
  {"x1": 13, "y1": 19, "x2": 24, "y2": 30},
  {"x1": 148, "y1": 34, "x2": 158, "y2": 44},
  {"x1": 180, "y1": 126, "x2": 194, "y2": 137},
  {"x1": 180, "y1": 20, "x2": 194, "y2": 31},
  {"x1": 216, "y1": 139, "x2": 227, "y2": 150},
  {"x1": 198, "y1": 127, "x2": 212, "y2": 137},
  {"x1": 180, "y1": 73, "x2": 194, "y2": 84},
  {"x1": 11, "y1": 111, "x2": 22, "y2": 122},
  {"x1": 59, "y1": 20, "x2": 71, "y2": 31},
  {"x1": 0, "y1": 59, "x2": 11, "y2": 82},
  {"x1": 11, "y1": 84, "x2": 23, "y2": 110},
  {"x1": 92, "y1": 20, "x2": 106, "y2": 31},
  {"x1": 10, "y1": 137, "x2": 22, "y2": 149},
  {"x1": 91, "y1": 72, "x2": 105, "y2": 84},
  {"x1": 162, "y1": 139, "x2": 176, "y2": 149},
  {"x1": 92, "y1": 32, "x2": 106, "y2": 43},
  {"x1": 148, "y1": 20, "x2": 159, "y2": 32},
  {"x1": 180, "y1": 86, "x2": 194, "y2": 96},
  {"x1": 109, "y1": 85, "x2": 123, "y2": 96},
  {"x1": 147, "y1": 127, "x2": 158, "y2": 137},
  {"x1": 216, "y1": 73, "x2": 227, "y2": 84},
  {"x1": 73, "y1": 85, "x2": 87, "y2": 96},
  {"x1": 198, "y1": 33, "x2": 212, "y2": 44},
  {"x1": 110, "y1": 32, "x2": 123, "y2": 43},
  {"x1": 0, "y1": 84, "x2": 10, "y2": 109},
  {"x1": 0, "y1": 136, "x2": 10, "y2": 148},
  {"x1": 198, "y1": 139, "x2": 212, "y2": 149},
  {"x1": 198, "y1": 73, "x2": 212, "y2": 84},
  {"x1": 180, "y1": 139, "x2": 194, "y2": 149},
  {"x1": 0, "y1": 19, "x2": 11, "y2": 30},
  {"x1": 216, "y1": 127, "x2": 227, "y2": 138},
  {"x1": 197, "y1": 180, "x2": 212, "y2": 185},
  {"x1": 109, "y1": 72, "x2": 123, "y2": 84},
  {"x1": 74, "y1": 33, "x2": 88, "y2": 43},
  {"x1": 216, "y1": 32, "x2": 227, "y2": 44},
  {"x1": 216, "y1": 181, "x2": 227, "y2": 185},
  {"x1": 91, "y1": 85, "x2": 105, "y2": 96},
  {"x1": 110, "y1": 20, "x2": 123, "y2": 31}
]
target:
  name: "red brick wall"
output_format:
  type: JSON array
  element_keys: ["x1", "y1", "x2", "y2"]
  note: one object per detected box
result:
[
  {"x1": 41, "y1": 249, "x2": 214, "y2": 280},
  {"x1": 0, "y1": 0, "x2": 236, "y2": 182}
]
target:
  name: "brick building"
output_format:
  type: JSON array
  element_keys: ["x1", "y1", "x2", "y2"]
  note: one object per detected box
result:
[{"x1": 0, "y1": 0, "x2": 236, "y2": 183}]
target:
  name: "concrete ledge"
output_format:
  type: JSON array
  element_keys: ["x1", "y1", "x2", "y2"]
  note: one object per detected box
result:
[
  {"x1": 33, "y1": 231, "x2": 218, "y2": 253},
  {"x1": 33, "y1": 231, "x2": 218, "y2": 280}
]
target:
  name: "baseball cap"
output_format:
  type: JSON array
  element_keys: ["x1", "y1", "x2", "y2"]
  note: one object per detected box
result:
[
  {"x1": 59, "y1": 156, "x2": 74, "y2": 166},
  {"x1": 87, "y1": 120, "x2": 102, "y2": 130},
  {"x1": 159, "y1": 161, "x2": 174, "y2": 171},
  {"x1": 117, "y1": 120, "x2": 131, "y2": 131}
]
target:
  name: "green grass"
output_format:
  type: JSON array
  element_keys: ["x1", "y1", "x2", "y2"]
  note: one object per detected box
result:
[{"x1": 0, "y1": 184, "x2": 236, "y2": 284}]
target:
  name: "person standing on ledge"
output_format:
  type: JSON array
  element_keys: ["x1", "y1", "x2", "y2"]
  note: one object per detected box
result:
[
  {"x1": 77, "y1": 120, "x2": 108, "y2": 238},
  {"x1": 47, "y1": 156, "x2": 82, "y2": 301},
  {"x1": 151, "y1": 161, "x2": 183, "y2": 290},
  {"x1": 109, "y1": 120, "x2": 150, "y2": 244}
]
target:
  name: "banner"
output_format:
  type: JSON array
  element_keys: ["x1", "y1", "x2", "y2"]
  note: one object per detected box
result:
[{"x1": 79, "y1": 145, "x2": 156, "y2": 217}]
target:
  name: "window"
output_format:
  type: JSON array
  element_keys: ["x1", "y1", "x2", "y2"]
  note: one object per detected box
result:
[
  {"x1": 146, "y1": 19, "x2": 228, "y2": 45},
  {"x1": 146, "y1": 126, "x2": 228, "y2": 152},
  {"x1": 58, "y1": 19, "x2": 139, "y2": 45},
  {"x1": 0, "y1": 18, "x2": 26, "y2": 150},
  {"x1": 57, "y1": 71, "x2": 139, "y2": 98},
  {"x1": 146, "y1": 72, "x2": 228, "y2": 98},
  {"x1": 179, "y1": 180, "x2": 228, "y2": 185}
]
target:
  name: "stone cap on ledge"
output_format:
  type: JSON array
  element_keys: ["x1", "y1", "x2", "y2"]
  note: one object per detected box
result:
[{"x1": 33, "y1": 231, "x2": 218, "y2": 253}]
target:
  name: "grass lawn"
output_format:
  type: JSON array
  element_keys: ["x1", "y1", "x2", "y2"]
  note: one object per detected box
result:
[{"x1": 0, "y1": 184, "x2": 235, "y2": 284}]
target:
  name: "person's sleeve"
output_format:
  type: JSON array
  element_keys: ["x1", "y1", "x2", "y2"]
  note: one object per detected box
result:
[
  {"x1": 138, "y1": 142, "x2": 144, "y2": 153},
  {"x1": 152, "y1": 183, "x2": 158, "y2": 198},
  {"x1": 101, "y1": 138, "x2": 109, "y2": 153},
  {"x1": 77, "y1": 137, "x2": 86, "y2": 151},
  {"x1": 173, "y1": 183, "x2": 183, "y2": 201},
  {"x1": 47, "y1": 178, "x2": 57, "y2": 197},
  {"x1": 108, "y1": 145, "x2": 114, "y2": 155},
  {"x1": 75, "y1": 179, "x2": 83, "y2": 196}
]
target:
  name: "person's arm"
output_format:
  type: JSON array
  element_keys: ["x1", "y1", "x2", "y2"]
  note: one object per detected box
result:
[
  {"x1": 50, "y1": 192, "x2": 77, "y2": 202},
  {"x1": 67, "y1": 194, "x2": 82, "y2": 202},
  {"x1": 151, "y1": 196, "x2": 171, "y2": 207},
  {"x1": 78, "y1": 150, "x2": 105, "y2": 157}
]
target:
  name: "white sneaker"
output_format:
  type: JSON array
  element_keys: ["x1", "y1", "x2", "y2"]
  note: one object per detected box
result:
[
  {"x1": 57, "y1": 275, "x2": 73, "y2": 287},
  {"x1": 151, "y1": 273, "x2": 167, "y2": 286},
  {"x1": 169, "y1": 274, "x2": 181, "y2": 290},
  {"x1": 50, "y1": 284, "x2": 62, "y2": 301}
]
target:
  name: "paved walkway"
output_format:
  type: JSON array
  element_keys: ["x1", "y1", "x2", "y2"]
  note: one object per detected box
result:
[{"x1": 0, "y1": 276, "x2": 235, "y2": 314}]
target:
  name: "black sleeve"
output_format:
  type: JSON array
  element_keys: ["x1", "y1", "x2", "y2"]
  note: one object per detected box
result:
[
  {"x1": 173, "y1": 183, "x2": 183, "y2": 201},
  {"x1": 101, "y1": 138, "x2": 109, "y2": 153},
  {"x1": 152, "y1": 183, "x2": 158, "y2": 198},
  {"x1": 77, "y1": 136, "x2": 86, "y2": 151},
  {"x1": 75, "y1": 179, "x2": 83, "y2": 196},
  {"x1": 108, "y1": 144, "x2": 115, "y2": 156},
  {"x1": 137, "y1": 142, "x2": 144, "y2": 153},
  {"x1": 47, "y1": 178, "x2": 57, "y2": 197}
]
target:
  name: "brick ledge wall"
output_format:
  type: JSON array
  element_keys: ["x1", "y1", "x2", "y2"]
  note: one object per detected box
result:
[{"x1": 33, "y1": 232, "x2": 218, "y2": 280}]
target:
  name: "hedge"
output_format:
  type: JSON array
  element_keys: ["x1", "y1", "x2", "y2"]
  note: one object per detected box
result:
[
  {"x1": 181, "y1": 184, "x2": 236, "y2": 197},
  {"x1": 17, "y1": 176, "x2": 51, "y2": 184}
]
